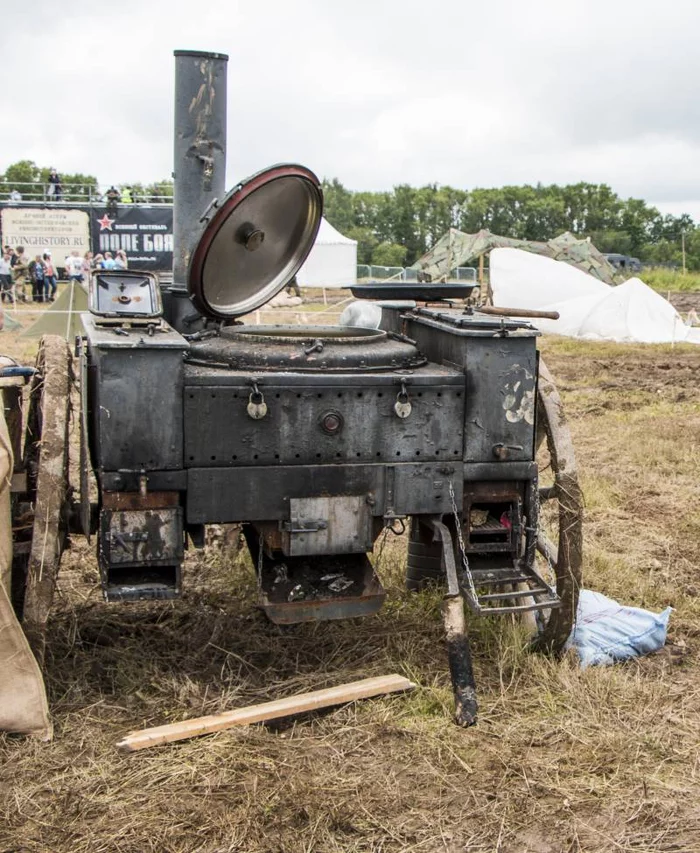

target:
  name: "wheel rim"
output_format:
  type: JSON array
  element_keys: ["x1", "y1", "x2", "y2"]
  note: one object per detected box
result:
[
  {"x1": 20, "y1": 335, "x2": 72, "y2": 666},
  {"x1": 531, "y1": 358, "x2": 583, "y2": 654}
]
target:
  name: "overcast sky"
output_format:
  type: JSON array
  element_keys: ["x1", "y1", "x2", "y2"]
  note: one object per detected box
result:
[{"x1": 2, "y1": 0, "x2": 700, "y2": 218}]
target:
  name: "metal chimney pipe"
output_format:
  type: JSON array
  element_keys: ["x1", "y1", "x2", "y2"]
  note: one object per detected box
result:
[{"x1": 167, "y1": 49, "x2": 228, "y2": 328}]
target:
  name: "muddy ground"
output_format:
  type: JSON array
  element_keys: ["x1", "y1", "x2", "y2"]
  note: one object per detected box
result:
[{"x1": 1, "y1": 318, "x2": 699, "y2": 853}]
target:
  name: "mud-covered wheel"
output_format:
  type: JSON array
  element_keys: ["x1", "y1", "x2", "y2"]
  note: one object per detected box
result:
[
  {"x1": 18, "y1": 335, "x2": 73, "y2": 665},
  {"x1": 531, "y1": 358, "x2": 583, "y2": 654},
  {"x1": 405, "y1": 517, "x2": 443, "y2": 591}
]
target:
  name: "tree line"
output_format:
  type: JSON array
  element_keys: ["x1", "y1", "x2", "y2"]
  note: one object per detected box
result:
[
  {"x1": 322, "y1": 178, "x2": 700, "y2": 270},
  {"x1": 2, "y1": 160, "x2": 697, "y2": 270}
]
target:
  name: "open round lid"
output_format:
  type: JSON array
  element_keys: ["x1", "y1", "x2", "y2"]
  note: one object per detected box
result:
[{"x1": 188, "y1": 164, "x2": 323, "y2": 319}]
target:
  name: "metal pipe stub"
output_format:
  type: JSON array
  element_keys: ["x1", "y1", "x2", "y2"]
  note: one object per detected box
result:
[{"x1": 426, "y1": 518, "x2": 478, "y2": 727}]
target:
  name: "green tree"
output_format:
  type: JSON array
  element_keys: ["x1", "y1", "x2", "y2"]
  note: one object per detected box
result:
[
  {"x1": 144, "y1": 179, "x2": 174, "y2": 203},
  {"x1": 1, "y1": 160, "x2": 41, "y2": 197},
  {"x1": 372, "y1": 242, "x2": 407, "y2": 267},
  {"x1": 620, "y1": 198, "x2": 660, "y2": 255},
  {"x1": 587, "y1": 230, "x2": 633, "y2": 255},
  {"x1": 322, "y1": 178, "x2": 355, "y2": 234},
  {"x1": 347, "y1": 226, "x2": 378, "y2": 265}
]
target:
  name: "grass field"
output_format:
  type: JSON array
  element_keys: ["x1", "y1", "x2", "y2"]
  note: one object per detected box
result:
[
  {"x1": 1, "y1": 304, "x2": 699, "y2": 853},
  {"x1": 639, "y1": 268, "x2": 700, "y2": 293}
]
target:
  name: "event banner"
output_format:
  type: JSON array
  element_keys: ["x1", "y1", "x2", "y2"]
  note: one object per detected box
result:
[
  {"x1": 0, "y1": 207, "x2": 90, "y2": 261},
  {"x1": 90, "y1": 206, "x2": 173, "y2": 271}
]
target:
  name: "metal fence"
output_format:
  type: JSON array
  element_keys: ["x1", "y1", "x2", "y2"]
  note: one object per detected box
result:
[
  {"x1": 0, "y1": 181, "x2": 172, "y2": 205},
  {"x1": 369, "y1": 265, "x2": 405, "y2": 280},
  {"x1": 453, "y1": 267, "x2": 477, "y2": 282},
  {"x1": 356, "y1": 265, "x2": 478, "y2": 283}
]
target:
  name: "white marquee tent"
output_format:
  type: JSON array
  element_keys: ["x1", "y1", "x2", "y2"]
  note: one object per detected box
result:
[{"x1": 297, "y1": 218, "x2": 357, "y2": 288}]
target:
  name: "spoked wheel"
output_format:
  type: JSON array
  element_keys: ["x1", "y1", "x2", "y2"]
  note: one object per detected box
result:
[
  {"x1": 18, "y1": 336, "x2": 73, "y2": 666},
  {"x1": 531, "y1": 359, "x2": 583, "y2": 654}
]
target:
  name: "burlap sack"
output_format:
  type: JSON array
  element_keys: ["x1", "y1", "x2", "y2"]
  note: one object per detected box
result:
[{"x1": 0, "y1": 398, "x2": 52, "y2": 739}]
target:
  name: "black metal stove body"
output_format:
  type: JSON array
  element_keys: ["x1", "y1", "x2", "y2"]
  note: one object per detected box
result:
[
  {"x1": 81, "y1": 301, "x2": 540, "y2": 614},
  {"x1": 75, "y1": 49, "x2": 568, "y2": 726}
]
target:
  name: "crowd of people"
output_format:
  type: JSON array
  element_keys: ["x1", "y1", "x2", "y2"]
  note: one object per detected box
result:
[{"x1": 0, "y1": 246, "x2": 128, "y2": 303}]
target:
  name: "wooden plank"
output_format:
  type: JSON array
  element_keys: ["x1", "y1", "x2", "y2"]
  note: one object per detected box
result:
[{"x1": 117, "y1": 674, "x2": 416, "y2": 751}]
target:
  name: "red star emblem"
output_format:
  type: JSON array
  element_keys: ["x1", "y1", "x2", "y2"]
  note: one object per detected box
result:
[{"x1": 98, "y1": 213, "x2": 115, "y2": 231}]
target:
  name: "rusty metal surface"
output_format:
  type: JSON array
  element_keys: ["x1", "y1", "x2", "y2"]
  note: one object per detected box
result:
[
  {"x1": 102, "y1": 492, "x2": 180, "y2": 511},
  {"x1": 186, "y1": 462, "x2": 463, "y2": 524},
  {"x1": 383, "y1": 308, "x2": 539, "y2": 465},
  {"x1": 100, "y1": 508, "x2": 183, "y2": 567},
  {"x1": 186, "y1": 325, "x2": 425, "y2": 372},
  {"x1": 83, "y1": 314, "x2": 188, "y2": 474},
  {"x1": 255, "y1": 549, "x2": 386, "y2": 625},
  {"x1": 183, "y1": 380, "x2": 464, "y2": 468},
  {"x1": 285, "y1": 495, "x2": 372, "y2": 556}
]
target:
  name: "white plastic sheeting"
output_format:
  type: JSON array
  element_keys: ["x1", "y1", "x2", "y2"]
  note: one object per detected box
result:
[
  {"x1": 490, "y1": 247, "x2": 700, "y2": 344},
  {"x1": 297, "y1": 217, "x2": 358, "y2": 289}
]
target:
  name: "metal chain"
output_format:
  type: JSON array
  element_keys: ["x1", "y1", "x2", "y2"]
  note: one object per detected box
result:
[
  {"x1": 448, "y1": 480, "x2": 480, "y2": 607},
  {"x1": 256, "y1": 532, "x2": 264, "y2": 594}
]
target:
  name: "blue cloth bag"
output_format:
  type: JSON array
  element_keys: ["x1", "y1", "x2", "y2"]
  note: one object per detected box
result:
[{"x1": 565, "y1": 589, "x2": 672, "y2": 668}]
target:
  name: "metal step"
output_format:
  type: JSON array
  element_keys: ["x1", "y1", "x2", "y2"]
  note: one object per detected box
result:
[{"x1": 461, "y1": 561, "x2": 561, "y2": 616}]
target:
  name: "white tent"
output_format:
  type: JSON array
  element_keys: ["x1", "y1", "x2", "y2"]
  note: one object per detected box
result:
[
  {"x1": 490, "y1": 247, "x2": 700, "y2": 345},
  {"x1": 297, "y1": 217, "x2": 357, "y2": 288}
]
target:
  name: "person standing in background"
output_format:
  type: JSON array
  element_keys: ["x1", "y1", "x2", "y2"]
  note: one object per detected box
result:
[
  {"x1": 65, "y1": 250, "x2": 84, "y2": 284},
  {"x1": 43, "y1": 253, "x2": 57, "y2": 301},
  {"x1": 105, "y1": 186, "x2": 119, "y2": 212},
  {"x1": 11, "y1": 247, "x2": 29, "y2": 302},
  {"x1": 83, "y1": 251, "x2": 94, "y2": 280},
  {"x1": 0, "y1": 250, "x2": 13, "y2": 304},
  {"x1": 46, "y1": 168, "x2": 63, "y2": 201},
  {"x1": 114, "y1": 250, "x2": 128, "y2": 270},
  {"x1": 103, "y1": 252, "x2": 117, "y2": 270},
  {"x1": 28, "y1": 255, "x2": 45, "y2": 303}
]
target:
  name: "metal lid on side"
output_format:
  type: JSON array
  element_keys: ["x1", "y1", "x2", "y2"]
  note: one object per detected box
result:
[{"x1": 187, "y1": 164, "x2": 323, "y2": 320}]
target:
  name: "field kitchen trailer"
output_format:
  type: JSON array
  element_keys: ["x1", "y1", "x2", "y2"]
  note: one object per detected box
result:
[{"x1": 6, "y1": 50, "x2": 583, "y2": 728}]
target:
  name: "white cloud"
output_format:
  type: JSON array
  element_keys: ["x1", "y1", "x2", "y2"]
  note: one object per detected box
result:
[{"x1": 1, "y1": 0, "x2": 700, "y2": 219}]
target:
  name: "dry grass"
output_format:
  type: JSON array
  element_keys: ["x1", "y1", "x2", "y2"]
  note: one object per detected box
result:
[{"x1": 1, "y1": 314, "x2": 699, "y2": 852}]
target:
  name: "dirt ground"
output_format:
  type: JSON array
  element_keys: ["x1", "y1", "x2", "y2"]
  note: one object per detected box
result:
[{"x1": 1, "y1": 307, "x2": 699, "y2": 853}]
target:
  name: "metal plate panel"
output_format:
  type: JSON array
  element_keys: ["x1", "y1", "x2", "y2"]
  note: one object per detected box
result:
[
  {"x1": 100, "y1": 507, "x2": 184, "y2": 566},
  {"x1": 184, "y1": 384, "x2": 464, "y2": 467},
  {"x1": 287, "y1": 495, "x2": 372, "y2": 555},
  {"x1": 89, "y1": 343, "x2": 185, "y2": 471},
  {"x1": 186, "y1": 462, "x2": 463, "y2": 524},
  {"x1": 389, "y1": 463, "x2": 463, "y2": 517},
  {"x1": 403, "y1": 317, "x2": 537, "y2": 463}
]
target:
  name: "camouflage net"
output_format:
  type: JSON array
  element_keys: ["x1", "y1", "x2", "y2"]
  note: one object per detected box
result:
[{"x1": 412, "y1": 228, "x2": 618, "y2": 285}]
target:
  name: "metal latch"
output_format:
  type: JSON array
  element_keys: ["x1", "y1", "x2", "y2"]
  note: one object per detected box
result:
[
  {"x1": 280, "y1": 519, "x2": 328, "y2": 533},
  {"x1": 492, "y1": 442, "x2": 524, "y2": 460},
  {"x1": 111, "y1": 531, "x2": 149, "y2": 546}
]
